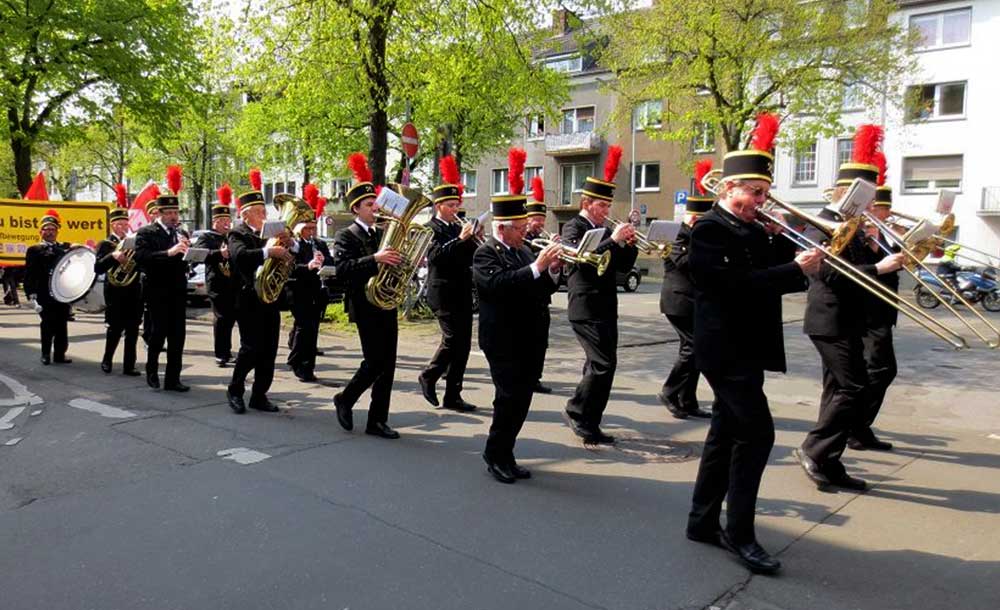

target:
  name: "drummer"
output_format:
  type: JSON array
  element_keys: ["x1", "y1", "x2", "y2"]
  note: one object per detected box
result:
[{"x1": 23, "y1": 209, "x2": 74, "y2": 365}]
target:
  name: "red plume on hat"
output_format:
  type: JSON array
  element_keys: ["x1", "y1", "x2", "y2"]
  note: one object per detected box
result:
[
  {"x1": 531, "y1": 176, "x2": 544, "y2": 203},
  {"x1": 166, "y1": 165, "x2": 183, "y2": 195},
  {"x1": 750, "y1": 113, "x2": 780, "y2": 152},
  {"x1": 604, "y1": 145, "x2": 623, "y2": 182},
  {"x1": 217, "y1": 183, "x2": 233, "y2": 206},
  {"x1": 852, "y1": 124, "x2": 884, "y2": 166},
  {"x1": 24, "y1": 171, "x2": 49, "y2": 200},
  {"x1": 114, "y1": 183, "x2": 129, "y2": 208},
  {"x1": 347, "y1": 153, "x2": 373, "y2": 184},
  {"x1": 45, "y1": 208, "x2": 60, "y2": 219},
  {"x1": 508, "y1": 148, "x2": 526, "y2": 195},
  {"x1": 693, "y1": 159, "x2": 713, "y2": 196},
  {"x1": 872, "y1": 151, "x2": 888, "y2": 186},
  {"x1": 303, "y1": 183, "x2": 319, "y2": 213},
  {"x1": 315, "y1": 196, "x2": 327, "y2": 219},
  {"x1": 249, "y1": 168, "x2": 262, "y2": 191},
  {"x1": 439, "y1": 154, "x2": 464, "y2": 202}
]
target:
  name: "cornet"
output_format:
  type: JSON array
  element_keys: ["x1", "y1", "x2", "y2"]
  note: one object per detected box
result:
[
  {"x1": 529, "y1": 235, "x2": 610, "y2": 276},
  {"x1": 605, "y1": 217, "x2": 672, "y2": 258}
]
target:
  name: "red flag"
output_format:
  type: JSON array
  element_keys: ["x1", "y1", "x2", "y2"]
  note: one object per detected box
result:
[
  {"x1": 23, "y1": 172, "x2": 49, "y2": 201},
  {"x1": 129, "y1": 180, "x2": 160, "y2": 231}
]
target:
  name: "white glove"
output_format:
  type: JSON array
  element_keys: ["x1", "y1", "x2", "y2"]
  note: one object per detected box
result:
[{"x1": 30, "y1": 297, "x2": 42, "y2": 313}]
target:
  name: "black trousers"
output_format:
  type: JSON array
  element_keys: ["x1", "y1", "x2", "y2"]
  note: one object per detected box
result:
[
  {"x1": 3, "y1": 269, "x2": 21, "y2": 305},
  {"x1": 483, "y1": 350, "x2": 538, "y2": 465},
  {"x1": 211, "y1": 295, "x2": 237, "y2": 360},
  {"x1": 661, "y1": 313, "x2": 701, "y2": 409},
  {"x1": 802, "y1": 335, "x2": 870, "y2": 470},
  {"x1": 566, "y1": 319, "x2": 618, "y2": 428},
  {"x1": 145, "y1": 297, "x2": 186, "y2": 384},
  {"x1": 340, "y1": 312, "x2": 397, "y2": 425},
  {"x1": 287, "y1": 298, "x2": 325, "y2": 373},
  {"x1": 38, "y1": 301, "x2": 70, "y2": 358},
  {"x1": 688, "y1": 368, "x2": 774, "y2": 546},
  {"x1": 103, "y1": 289, "x2": 142, "y2": 370},
  {"x1": 421, "y1": 308, "x2": 473, "y2": 401},
  {"x1": 230, "y1": 301, "x2": 280, "y2": 400},
  {"x1": 532, "y1": 310, "x2": 551, "y2": 383},
  {"x1": 856, "y1": 324, "x2": 896, "y2": 438}
]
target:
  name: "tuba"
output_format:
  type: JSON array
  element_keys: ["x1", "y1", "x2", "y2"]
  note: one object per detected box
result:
[
  {"x1": 365, "y1": 184, "x2": 435, "y2": 310},
  {"x1": 106, "y1": 236, "x2": 138, "y2": 287},
  {"x1": 254, "y1": 193, "x2": 316, "y2": 304}
]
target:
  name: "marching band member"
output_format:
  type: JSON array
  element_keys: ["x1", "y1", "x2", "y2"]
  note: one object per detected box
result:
[
  {"x1": 285, "y1": 184, "x2": 333, "y2": 383},
  {"x1": 658, "y1": 161, "x2": 713, "y2": 419},
  {"x1": 194, "y1": 186, "x2": 238, "y2": 367},
  {"x1": 94, "y1": 189, "x2": 142, "y2": 376},
  {"x1": 331, "y1": 153, "x2": 402, "y2": 439},
  {"x1": 474, "y1": 161, "x2": 562, "y2": 483},
  {"x1": 560, "y1": 145, "x2": 638, "y2": 444},
  {"x1": 418, "y1": 155, "x2": 478, "y2": 412},
  {"x1": 140, "y1": 194, "x2": 160, "y2": 347},
  {"x1": 523, "y1": 175, "x2": 554, "y2": 395},
  {"x1": 226, "y1": 169, "x2": 289, "y2": 413},
  {"x1": 796, "y1": 125, "x2": 904, "y2": 490},
  {"x1": 134, "y1": 167, "x2": 190, "y2": 391},
  {"x1": 23, "y1": 209, "x2": 72, "y2": 365},
  {"x1": 686, "y1": 114, "x2": 822, "y2": 575}
]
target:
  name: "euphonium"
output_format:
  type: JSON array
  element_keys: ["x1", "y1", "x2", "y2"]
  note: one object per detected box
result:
[
  {"x1": 365, "y1": 184, "x2": 435, "y2": 310},
  {"x1": 254, "y1": 193, "x2": 316, "y2": 304},
  {"x1": 106, "y1": 237, "x2": 138, "y2": 287}
]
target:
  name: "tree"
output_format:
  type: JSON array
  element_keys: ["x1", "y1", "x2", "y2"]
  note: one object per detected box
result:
[
  {"x1": 0, "y1": 0, "x2": 201, "y2": 195},
  {"x1": 597, "y1": 0, "x2": 916, "y2": 154}
]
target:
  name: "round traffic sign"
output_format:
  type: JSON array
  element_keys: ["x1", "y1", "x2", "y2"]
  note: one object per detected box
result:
[{"x1": 402, "y1": 123, "x2": 419, "y2": 159}]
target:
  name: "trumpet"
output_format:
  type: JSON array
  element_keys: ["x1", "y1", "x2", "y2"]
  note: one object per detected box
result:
[
  {"x1": 701, "y1": 169, "x2": 969, "y2": 350},
  {"x1": 605, "y1": 217, "x2": 672, "y2": 257},
  {"x1": 529, "y1": 235, "x2": 610, "y2": 276},
  {"x1": 457, "y1": 215, "x2": 486, "y2": 246}
]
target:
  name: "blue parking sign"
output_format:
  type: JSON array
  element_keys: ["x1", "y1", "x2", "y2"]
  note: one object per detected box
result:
[{"x1": 675, "y1": 190, "x2": 688, "y2": 204}]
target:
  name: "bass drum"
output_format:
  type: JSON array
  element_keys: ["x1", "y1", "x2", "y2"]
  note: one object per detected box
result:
[
  {"x1": 74, "y1": 277, "x2": 106, "y2": 314},
  {"x1": 49, "y1": 247, "x2": 97, "y2": 304}
]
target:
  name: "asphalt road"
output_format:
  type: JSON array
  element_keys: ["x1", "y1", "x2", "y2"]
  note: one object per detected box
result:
[{"x1": 1, "y1": 279, "x2": 998, "y2": 610}]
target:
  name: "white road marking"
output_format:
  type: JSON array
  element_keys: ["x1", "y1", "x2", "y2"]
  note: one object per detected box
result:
[
  {"x1": 988, "y1": 434, "x2": 1000, "y2": 441},
  {"x1": 67, "y1": 398, "x2": 137, "y2": 419},
  {"x1": 0, "y1": 407, "x2": 25, "y2": 430},
  {"x1": 5, "y1": 437, "x2": 22, "y2": 446},
  {"x1": 0, "y1": 373, "x2": 43, "y2": 407},
  {"x1": 30, "y1": 410, "x2": 42, "y2": 417},
  {"x1": 217, "y1": 447, "x2": 271, "y2": 465}
]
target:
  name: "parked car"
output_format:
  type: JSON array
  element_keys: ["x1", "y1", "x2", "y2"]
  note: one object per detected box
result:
[
  {"x1": 187, "y1": 263, "x2": 208, "y2": 305},
  {"x1": 557, "y1": 264, "x2": 643, "y2": 292}
]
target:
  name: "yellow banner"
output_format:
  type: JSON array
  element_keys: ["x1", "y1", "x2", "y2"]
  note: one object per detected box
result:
[{"x1": 0, "y1": 199, "x2": 111, "y2": 266}]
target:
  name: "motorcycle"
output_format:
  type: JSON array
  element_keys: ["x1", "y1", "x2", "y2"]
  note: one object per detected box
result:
[{"x1": 913, "y1": 266, "x2": 1000, "y2": 312}]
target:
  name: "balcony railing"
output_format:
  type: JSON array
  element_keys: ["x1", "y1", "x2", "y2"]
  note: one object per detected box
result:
[
  {"x1": 979, "y1": 186, "x2": 1000, "y2": 216},
  {"x1": 544, "y1": 131, "x2": 601, "y2": 156}
]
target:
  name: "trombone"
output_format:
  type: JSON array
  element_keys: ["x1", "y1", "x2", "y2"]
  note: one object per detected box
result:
[
  {"x1": 702, "y1": 170, "x2": 969, "y2": 350},
  {"x1": 529, "y1": 232, "x2": 611, "y2": 276},
  {"x1": 605, "y1": 217, "x2": 672, "y2": 258},
  {"x1": 892, "y1": 210, "x2": 998, "y2": 268}
]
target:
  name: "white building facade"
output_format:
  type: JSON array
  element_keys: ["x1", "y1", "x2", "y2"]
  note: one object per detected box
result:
[{"x1": 773, "y1": 0, "x2": 1000, "y2": 260}]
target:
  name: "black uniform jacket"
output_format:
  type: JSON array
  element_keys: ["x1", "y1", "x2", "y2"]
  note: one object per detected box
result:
[
  {"x1": 227, "y1": 222, "x2": 272, "y2": 311},
  {"x1": 473, "y1": 237, "x2": 558, "y2": 357},
  {"x1": 286, "y1": 236, "x2": 333, "y2": 309},
  {"x1": 660, "y1": 223, "x2": 695, "y2": 318},
  {"x1": 561, "y1": 215, "x2": 639, "y2": 322},
  {"x1": 689, "y1": 205, "x2": 806, "y2": 373},
  {"x1": 333, "y1": 221, "x2": 389, "y2": 323},
  {"x1": 425, "y1": 216, "x2": 476, "y2": 314},
  {"x1": 193, "y1": 230, "x2": 235, "y2": 301},
  {"x1": 860, "y1": 230, "x2": 900, "y2": 328},
  {"x1": 133, "y1": 222, "x2": 188, "y2": 300},
  {"x1": 23, "y1": 241, "x2": 69, "y2": 304}
]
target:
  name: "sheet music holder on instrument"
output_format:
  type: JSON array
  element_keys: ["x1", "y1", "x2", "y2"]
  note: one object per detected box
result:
[
  {"x1": 121, "y1": 236, "x2": 136, "y2": 249},
  {"x1": 375, "y1": 187, "x2": 410, "y2": 217},
  {"x1": 318, "y1": 266, "x2": 336, "y2": 278},
  {"x1": 645, "y1": 220, "x2": 682, "y2": 244},
  {"x1": 260, "y1": 220, "x2": 286, "y2": 239},
  {"x1": 183, "y1": 248, "x2": 210, "y2": 263},
  {"x1": 936, "y1": 189, "x2": 956, "y2": 216},
  {"x1": 578, "y1": 228, "x2": 606, "y2": 253},
  {"x1": 836, "y1": 178, "x2": 877, "y2": 219}
]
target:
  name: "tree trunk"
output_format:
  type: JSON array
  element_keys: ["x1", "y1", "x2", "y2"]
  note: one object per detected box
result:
[
  {"x1": 366, "y1": 4, "x2": 393, "y2": 185},
  {"x1": 303, "y1": 154, "x2": 312, "y2": 188},
  {"x1": 10, "y1": 135, "x2": 34, "y2": 197}
]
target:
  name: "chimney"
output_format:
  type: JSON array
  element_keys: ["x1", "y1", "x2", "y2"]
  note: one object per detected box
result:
[{"x1": 552, "y1": 9, "x2": 569, "y2": 36}]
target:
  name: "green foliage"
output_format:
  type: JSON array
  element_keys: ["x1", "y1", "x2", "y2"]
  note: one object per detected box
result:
[{"x1": 597, "y1": 0, "x2": 916, "y2": 158}]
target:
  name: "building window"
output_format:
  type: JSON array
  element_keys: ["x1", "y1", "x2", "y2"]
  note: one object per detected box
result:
[
  {"x1": 561, "y1": 106, "x2": 595, "y2": 134},
  {"x1": 792, "y1": 141, "x2": 818, "y2": 185},
  {"x1": 526, "y1": 115, "x2": 545, "y2": 139},
  {"x1": 836, "y1": 138, "x2": 853, "y2": 170},
  {"x1": 905, "y1": 82, "x2": 966, "y2": 121},
  {"x1": 560, "y1": 162, "x2": 594, "y2": 205},
  {"x1": 902, "y1": 155, "x2": 962, "y2": 193},
  {"x1": 491, "y1": 168, "x2": 509, "y2": 195},
  {"x1": 525, "y1": 166, "x2": 542, "y2": 185},
  {"x1": 461, "y1": 170, "x2": 477, "y2": 196},
  {"x1": 910, "y1": 8, "x2": 971, "y2": 51},
  {"x1": 633, "y1": 100, "x2": 663, "y2": 130},
  {"x1": 633, "y1": 163, "x2": 660, "y2": 192},
  {"x1": 693, "y1": 122, "x2": 715, "y2": 153},
  {"x1": 545, "y1": 54, "x2": 582, "y2": 74},
  {"x1": 842, "y1": 83, "x2": 863, "y2": 110}
]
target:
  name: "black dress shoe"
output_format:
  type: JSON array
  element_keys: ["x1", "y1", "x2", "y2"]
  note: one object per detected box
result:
[
  {"x1": 365, "y1": 422, "x2": 400, "y2": 439},
  {"x1": 418, "y1": 374, "x2": 439, "y2": 407},
  {"x1": 226, "y1": 388, "x2": 246, "y2": 414},
  {"x1": 847, "y1": 435, "x2": 893, "y2": 452},
  {"x1": 482, "y1": 454, "x2": 516, "y2": 484},
  {"x1": 333, "y1": 393, "x2": 353, "y2": 431},
  {"x1": 40, "y1": 355, "x2": 50, "y2": 365},
  {"x1": 441, "y1": 397, "x2": 476, "y2": 412},
  {"x1": 657, "y1": 391, "x2": 689, "y2": 420},
  {"x1": 826, "y1": 470, "x2": 868, "y2": 491},
  {"x1": 146, "y1": 373, "x2": 160, "y2": 389},
  {"x1": 721, "y1": 533, "x2": 782, "y2": 575},
  {"x1": 508, "y1": 461, "x2": 531, "y2": 479},
  {"x1": 215, "y1": 358, "x2": 229, "y2": 368},
  {"x1": 295, "y1": 370, "x2": 318, "y2": 383},
  {"x1": 534, "y1": 382, "x2": 552, "y2": 394},
  {"x1": 122, "y1": 369, "x2": 141, "y2": 377},
  {"x1": 583, "y1": 428, "x2": 616, "y2": 445},
  {"x1": 53, "y1": 356, "x2": 72, "y2": 364},
  {"x1": 248, "y1": 396, "x2": 280, "y2": 412},
  {"x1": 562, "y1": 410, "x2": 591, "y2": 439},
  {"x1": 315, "y1": 349, "x2": 325, "y2": 356},
  {"x1": 684, "y1": 406, "x2": 712, "y2": 419},
  {"x1": 794, "y1": 448, "x2": 830, "y2": 488},
  {"x1": 100, "y1": 361, "x2": 112, "y2": 374},
  {"x1": 163, "y1": 381, "x2": 190, "y2": 392},
  {"x1": 686, "y1": 527, "x2": 725, "y2": 548}
]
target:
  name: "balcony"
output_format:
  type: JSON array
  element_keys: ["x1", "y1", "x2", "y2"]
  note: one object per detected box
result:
[
  {"x1": 978, "y1": 186, "x2": 1000, "y2": 216},
  {"x1": 545, "y1": 132, "x2": 601, "y2": 156}
]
